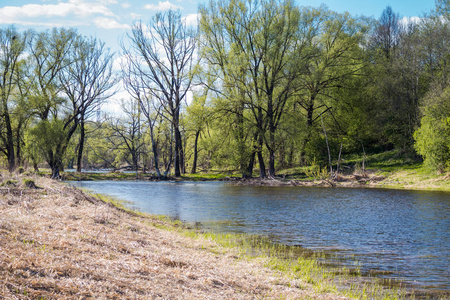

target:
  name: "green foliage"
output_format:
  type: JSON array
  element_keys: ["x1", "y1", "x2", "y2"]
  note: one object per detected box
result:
[
  {"x1": 414, "y1": 85, "x2": 450, "y2": 172},
  {"x1": 305, "y1": 158, "x2": 330, "y2": 180},
  {"x1": 28, "y1": 119, "x2": 67, "y2": 160}
]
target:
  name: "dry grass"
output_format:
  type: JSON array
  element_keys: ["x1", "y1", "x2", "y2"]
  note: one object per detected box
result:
[{"x1": 0, "y1": 174, "x2": 348, "y2": 299}]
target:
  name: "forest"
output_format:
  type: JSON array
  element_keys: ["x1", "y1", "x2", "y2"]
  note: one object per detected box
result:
[{"x1": 0, "y1": 0, "x2": 449, "y2": 179}]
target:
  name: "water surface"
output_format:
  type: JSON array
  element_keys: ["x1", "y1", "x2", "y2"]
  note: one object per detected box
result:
[{"x1": 68, "y1": 181, "x2": 449, "y2": 291}]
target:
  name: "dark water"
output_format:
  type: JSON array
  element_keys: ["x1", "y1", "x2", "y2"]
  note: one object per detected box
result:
[{"x1": 68, "y1": 181, "x2": 449, "y2": 291}]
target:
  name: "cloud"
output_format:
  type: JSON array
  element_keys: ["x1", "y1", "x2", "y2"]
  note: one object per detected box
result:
[
  {"x1": 0, "y1": 0, "x2": 115, "y2": 25},
  {"x1": 94, "y1": 17, "x2": 131, "y2": 29},
  {"x1": 121, "y1": 3, "x2": 131, "y2": 9},
  {"x1": 144, "y1": 1, "x2": 182, "y2": 11},
  {"x1": 183, "y1": 13, "x2": 198, "y2": 27}
]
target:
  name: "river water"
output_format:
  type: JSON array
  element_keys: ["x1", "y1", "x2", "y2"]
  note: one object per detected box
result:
[{"x1": 68, "y1": 181, "x2": 449, "y2": 291}]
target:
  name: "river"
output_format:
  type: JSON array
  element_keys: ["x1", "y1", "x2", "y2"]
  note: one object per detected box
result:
[{"x1": 68, "y1": 181, "x2": 449, "y2": 292}]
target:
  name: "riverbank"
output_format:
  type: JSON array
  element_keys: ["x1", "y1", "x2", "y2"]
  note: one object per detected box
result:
[
  {"x1": 61, "y1": 166, "x2": 450, "y2": 192},
  {"x1": 0, "y1": 174, "x2": 353, "y2": 299}
]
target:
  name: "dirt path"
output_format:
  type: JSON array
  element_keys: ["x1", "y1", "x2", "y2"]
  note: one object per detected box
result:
[{"x1": 0, "y1": 176, "x2": 348, "y2": 299}]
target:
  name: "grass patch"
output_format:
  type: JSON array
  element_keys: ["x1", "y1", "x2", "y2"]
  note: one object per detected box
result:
[{"x1": 135, "y1": 214, "x2": 414, "y2": 300}]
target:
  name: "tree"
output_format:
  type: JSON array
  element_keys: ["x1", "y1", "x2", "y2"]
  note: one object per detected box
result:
[
  {"x1": 105, "y1": 100, "x2": 144, "y2": 172},
  {"x1": 296, "y1": 7, "x2": 368, "y2": 163},
  {"x1": 27, "y1": 28, "x2": 78, "y2": 178},
  {"x1": 414, "y1": 84, "x2": 450, "y2": 172},
  {"x1": 200, "y1": 0, "x2": 305, "y2": 178},
  {"x1": 122, "y1": 52, "x2": 164, "y2": 177},
  {"x1": 123, "y1": 10, "x2": 196, "y2": 177},
  {"x1": 371, "y1": 6, "x2": 401, "y2": 59},
  {"x1": 185, "y1": 93, "x2": 212, "y2": 174},
  {"x1": 59, "y1": 36, "x2": 116, "y2": 173},
  {"x1": 0, "y1": 26, "x2": 28, "y2": 172}
]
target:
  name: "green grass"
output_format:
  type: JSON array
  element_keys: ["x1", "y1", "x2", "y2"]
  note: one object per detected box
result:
[{"x1": 176, "y1": 227, "x2": 412, "y2": 299}]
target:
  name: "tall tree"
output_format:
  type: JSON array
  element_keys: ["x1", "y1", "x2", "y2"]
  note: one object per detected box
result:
[
  {"x1": 0, "y1": 26, "x2": 28, "y2": 172},
  {"x1": 28, "y1": 28, "x2": 78, "y2": 178},
  {"x1": 122, "y1": 52, "x2": 164, "y2": 177},
  {"x1": 123, "y1": 10, "x2": 196, "y2": 177},
  {"x1": 59, "y1": 36, "x2": 116, "y2": 173},
  {"x1": 296, "y1": 7, "x2": 368, "y2": 163},
  {"x1": 200, "y1": 0, "x2": 306, "y2": 178},
  {"x1": 372, "y1": 6, "x2": 401, "y2": 59}
]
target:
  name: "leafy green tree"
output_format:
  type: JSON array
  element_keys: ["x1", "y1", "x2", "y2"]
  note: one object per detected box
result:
[
  {"x1": 414, "y1": 84, "x2": 450, "y2": 171},
  {"x1": 200, "y1": 0, "x2": 306, "y2": 178},
  {"x1": 185, "y1": 93, "x2": 212, "y2": 174},
  {"x1": 0, "y1": 26, "x2": 28, "y2": 172},
  {"x1": 296, "y1": 7, "x2": 368, "y2": 163},
  {"x1": 27, "y1": 28, "x2": 79, "y2": 178}
]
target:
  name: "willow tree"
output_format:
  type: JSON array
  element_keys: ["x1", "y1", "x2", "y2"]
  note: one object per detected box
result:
[
  {"x1": 200, "y1": 0, "x2": 307, "y2": 178},
  {"x1": 0, "y1": 26, "x2": 28, "y2": 172},
  {"x1": 28, "y1": 28, "x2": 115, "y2": 178},
  {"x1": 123, "y1": 10, "x2": 196, "y2": 177}
]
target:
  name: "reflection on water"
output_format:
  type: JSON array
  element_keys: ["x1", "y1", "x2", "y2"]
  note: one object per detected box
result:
[{"x1": 68, "y1": 181, "x2": 450, "y2": 291}]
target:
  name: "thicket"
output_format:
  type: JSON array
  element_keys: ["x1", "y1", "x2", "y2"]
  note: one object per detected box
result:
[{"x1": 0, "y1": 0, "x2": 449, "y2": 178}]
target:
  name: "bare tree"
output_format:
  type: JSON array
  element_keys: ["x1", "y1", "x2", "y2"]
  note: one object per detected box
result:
[
  {"x1": 59, "y1": 36, "x2": 117, "y2": 172},
  {"x1": 122, "y1": 55, "x2": 164, "y2": 177},
  {"x1": 105, "y1": 100, "x2": 144, "y2": 172},
  {"x1": 372, "y1": 6, "x2": 401, "y2": 59},
  {"x1": 123, "y1": 9, "x2": 196, "y2": 177}
]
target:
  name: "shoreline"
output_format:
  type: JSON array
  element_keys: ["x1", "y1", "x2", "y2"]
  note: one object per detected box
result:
[{"x1": 62, "y1": 168, "x2": 450, "y2": 193}]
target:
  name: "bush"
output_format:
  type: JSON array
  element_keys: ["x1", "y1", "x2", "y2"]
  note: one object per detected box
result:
[{"x1": 414, "y1": 85, "x2": 450, "y2": 172}]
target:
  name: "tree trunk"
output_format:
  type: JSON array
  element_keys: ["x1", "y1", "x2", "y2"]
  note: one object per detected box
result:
[
  {"x1": 174, "y1": 126, "x2": 182, "y2": 177},
  {"x1": 76, "y1": 120, "x2": 85, "y2": 173},
  {"x1": 257, "y1": 131, "x2": 266, "y2": 178},
  {"x1": 191, "y1": 130, "x2": 200, "y2": 174},
  {"x1": 243, "y1": 151, "x2": 255, "y2": 178},
  {"x1": 5, "y1": 112, "x2": 15, "y2": 172},
  {"x1": 267, "y1": 129, "x2": 276, "y2": 178},
  {"x1": 268, "y1": 148, "x2": 275, "y2": 178},
  {"x1": 51, "y1": 164, "x2": 61, "y2": 179},
  {"x1": 151, "y1": 138, "x2": 162, "y2": 178},
  {"x1": 300, "y1": 98, "x2": 316, "y2": 165}
]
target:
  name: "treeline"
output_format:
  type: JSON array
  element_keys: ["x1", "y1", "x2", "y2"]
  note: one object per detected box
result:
[{"x1": 1, "y1": 0, "x2": 449, "y2": 178}]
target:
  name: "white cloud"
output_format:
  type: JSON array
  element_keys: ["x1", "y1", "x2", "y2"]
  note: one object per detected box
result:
[
  {"x1": 0, "y1": 0, "x2": 115, "y2": 25},
  {"x1": 144, "y1": 1, "x2": 182, "y2": 11},
  {"x1": 94, "y1": 17, "x2": 131, "y2": 29},
  {"x1": 129, "y1": 12, "x2": 141, "y2": 20},
  {"x1": 183, "y1": 13, "x2": 198, "y2": 27},
  {"x1": 121, "y1": 2, "x2": 131, "y2": 9}
]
